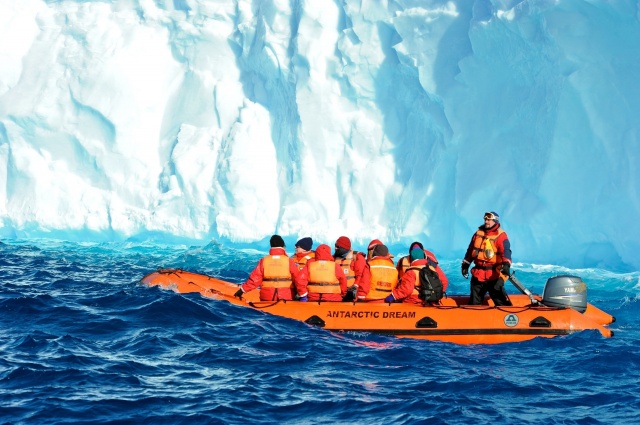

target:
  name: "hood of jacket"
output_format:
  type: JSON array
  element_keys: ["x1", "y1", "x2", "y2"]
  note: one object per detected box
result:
[{"x1": 314, "y1": 244, "x2": 334, "y2": 261}]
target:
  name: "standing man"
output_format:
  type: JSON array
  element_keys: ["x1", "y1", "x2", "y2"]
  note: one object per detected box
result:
[
  {"x1": 461, "y1": 212, "x2": 512, "y2": 306},
  {"x1": 234, "y1": 235, "x2": 307, "y2": 301}
]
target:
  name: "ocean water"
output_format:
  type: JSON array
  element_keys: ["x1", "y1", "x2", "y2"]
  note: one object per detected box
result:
[{"x1": 1, "y1": 239, "x2": 639, "y2": 425}]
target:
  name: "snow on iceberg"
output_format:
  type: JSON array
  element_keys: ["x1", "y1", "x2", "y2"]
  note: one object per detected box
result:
[{"x1": 0, "y1": 0, "x2": 639, "y2": 271}]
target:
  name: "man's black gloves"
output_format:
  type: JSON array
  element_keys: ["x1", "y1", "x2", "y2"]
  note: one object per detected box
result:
[
  {"x1": 501, "y1": 262, "x2": 511, "y2": 276},
  {"x1": 233, "y1": 288, "x2": 244, "y2": 299},
  {"x1": 343, "y1": 285, "x2": 357, "y2": 302},
  {"x1": 461, "y1": 262, "x2": 469, "y2": 279}
]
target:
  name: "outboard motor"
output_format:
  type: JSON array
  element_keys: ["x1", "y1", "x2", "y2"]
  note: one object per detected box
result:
[{"x1": 542, "y1": 275, "x2": 588, "y2": 313}]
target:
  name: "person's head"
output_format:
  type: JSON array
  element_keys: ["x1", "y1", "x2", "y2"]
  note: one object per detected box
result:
[
  {"x1": 483, "y1": 211, "x2": 500, "y2": 228},
  {"x1": 367, "y1": 239, "x2": 383, "y2": 259},
  {"x1": 334, "y1": 236, "x2": 351, "y2": 258},
  {"x1": 410, "y1": 247, "x2": 425, "y2": 262},
  {"x1": 409, "y1": 241, "x2": 424, "y2": 253},
  {"x1": 295, "y1": 237, "x2": 313, "y2": 253},
  {"x1": 335, "y1": 236, "x2": 351, "y2": 251},
  {"x1": 315, "y1": 244, "x2": 332, "y2": 260},
  {"x1": 270, "y1": 234, "x2": 286, "y2": 248},
  {"x1": 372, "y1": 244, "x2": 389, "y2": 258}
]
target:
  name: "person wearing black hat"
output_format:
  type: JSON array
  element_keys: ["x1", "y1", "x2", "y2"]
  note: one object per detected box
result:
[
  {"x1": 293, "y1": 237, "x2": 315, "y2": 270},
  {"x1": 461, "y1": 212, "x2": 512, "y2": 306},
  {"x1": 362, "y1": 243, "x2": 398, "y2": 301},
  {"x1": 234, "y1": 234, "x2": 308, "y2": 301}
]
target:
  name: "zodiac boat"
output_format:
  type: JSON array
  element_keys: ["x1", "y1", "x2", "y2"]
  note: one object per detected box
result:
[{"x1": 140, "y1": 269, "x2": 615, "y2": 345}]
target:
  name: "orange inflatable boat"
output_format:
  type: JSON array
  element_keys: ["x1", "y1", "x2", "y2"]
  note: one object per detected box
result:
[{"x1": 140, "y1": 269, "x2": 615, "y2": 345}]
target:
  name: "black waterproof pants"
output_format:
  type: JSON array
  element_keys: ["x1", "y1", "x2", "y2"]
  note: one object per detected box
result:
[{"x1": 469, "y1": 277, "x2": 512, "y2": 306}]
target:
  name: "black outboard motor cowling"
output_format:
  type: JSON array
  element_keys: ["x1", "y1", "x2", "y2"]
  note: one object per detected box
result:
[{"x1": 542, "y1": 275, "x2": 588, "y2": 313}]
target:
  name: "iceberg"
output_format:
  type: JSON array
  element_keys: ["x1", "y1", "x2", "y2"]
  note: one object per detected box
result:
[{"x1": 0, "y1": 0, "x2": 639, "y2": 271}]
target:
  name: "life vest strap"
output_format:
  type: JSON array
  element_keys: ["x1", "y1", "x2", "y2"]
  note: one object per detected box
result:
[
  {"x1": 308, "y1": 282, "x2": 341, "y2": 294},
  {"x1": 263, "y1": 278, "x2": 293, "y2": 288}
]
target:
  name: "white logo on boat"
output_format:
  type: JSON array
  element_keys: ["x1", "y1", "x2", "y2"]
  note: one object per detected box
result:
[{"x1": 504, "y1": 314, "x2": 519, "y2": 327}]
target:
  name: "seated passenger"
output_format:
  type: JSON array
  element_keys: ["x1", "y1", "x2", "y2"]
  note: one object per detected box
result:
[
  {"x1": 332, "y1": 236, "x2": 367, "y2": 302},
  {"x1": 302, "y1": 244, "x2": 348, "y2": 302},
  {"x1": 396, "y1": 241, "x2": 449, "y2": 292},
  {"x1": 366, "y1": 239, "x2": 384, "y2": 261},
  {"x1": 293, "y1": 237, "x2": 315, "y2": 270},
  {"x1": 386, "y1": 248, "x2": 433, "y2": 304},
  {"x1": 234, "y1": 235, "x2": 307, "y2": 301},
  {"x1": 363, "y1": 244, "x2": 398, "y2": 302}
]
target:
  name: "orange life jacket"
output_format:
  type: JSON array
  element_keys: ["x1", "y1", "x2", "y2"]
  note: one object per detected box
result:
[
  {"x1": 367, "y1": 257, "x2": 398, "y2": 299},
  {"x1": 470, "y1": 229, "x2": 505, "y2": 269},
  {"x1": 398, "y1": 250, "x2": 439, "y2": 277},
  {"x1": 294, "y1": 252, "x2": 315, "y2": 270},
  {"x1": 335, "y1": 250, "x2": 357, "y2": 283},
  {"x1": 262, "y1": 255, "x2": 293, "y2": 288},
  {"x1": 406, "y1": 266, "x2": 423, "y2": 298},
  {"x1": 308, "y1": 261, "x2": 341, "y2": 294}
]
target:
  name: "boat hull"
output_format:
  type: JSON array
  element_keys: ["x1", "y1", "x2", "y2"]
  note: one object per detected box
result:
[{"x1": 141, "y1": 269, "x2": 614, "y2": 345}]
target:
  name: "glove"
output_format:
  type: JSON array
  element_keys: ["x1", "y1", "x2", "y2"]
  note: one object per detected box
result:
[
  {"x1": 233, "y1": 288, "x2": 244, "y2": 299},
  {"x1": 384, "y1": 294, "x2": 395, "y2": 303},
  {"x1": 299, "y1": 296, "x2": 308, "y2": 302},
  {"x1": 501, "y1": 262, "x2": 511, "y2": 276},
  {"x1": 461, "y1": 262, "x2": 469, "y2": 279},
  {"x1": 343, "y1": 285, "x2": 357, "y2": 302}
]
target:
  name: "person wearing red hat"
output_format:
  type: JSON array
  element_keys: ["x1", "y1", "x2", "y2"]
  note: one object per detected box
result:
[
  {"x1": 396, "y1": 241, "x2": 448, "y2": 292},
  {"x1": 332, "y1": 236, "x2": 367, "y2": 302},
  {"x1": 461, "y1": 212, "x2": 512, "y2": 306},
  {"x1": 366, "y1": 239, "x2": 383, "y2": 260},
  {"x1": 363, "y1": 243, "x2": 398, "y2": 301},
  {"x1": 300, "y1": 244, "x2": 348, "y2": 302},
  {"x1": 234, "y1": 235, "x2": 308, "y2": 301},
  {"x1": 293, "y1": 237, "x2": 315, "y2": 270}
]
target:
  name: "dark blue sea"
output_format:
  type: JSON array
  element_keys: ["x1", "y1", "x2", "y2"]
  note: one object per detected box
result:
[{"x1": 1, "y1": 239, "x2": 638, "y2": 424}]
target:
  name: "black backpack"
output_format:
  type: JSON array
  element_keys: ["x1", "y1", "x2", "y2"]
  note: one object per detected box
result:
[{"x1": 418, "y1": 266, "x2": 443, "y2": 303}]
